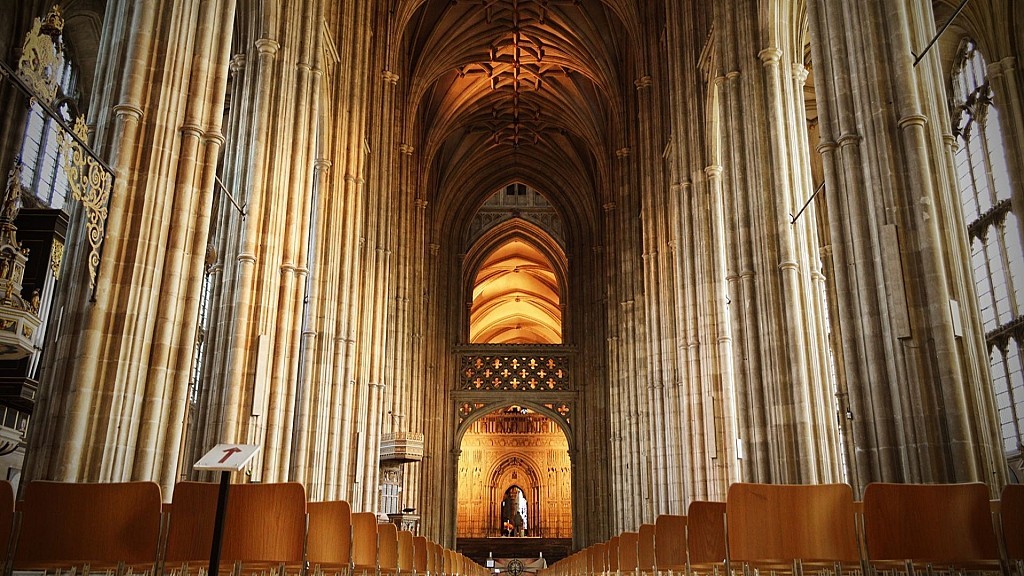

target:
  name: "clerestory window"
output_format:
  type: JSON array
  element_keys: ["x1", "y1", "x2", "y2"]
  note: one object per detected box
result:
[{"x1": 951, "y1": 38, "x2": 1024, "y2": 462}]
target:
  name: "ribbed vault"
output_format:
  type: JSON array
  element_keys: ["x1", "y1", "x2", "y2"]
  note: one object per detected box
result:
[
  {"x1": 470, "y1": 238, "x2": 561, "y2": 344},
  {"x1": 397, "y1": 0, "x2": 638, "y2": 243}
]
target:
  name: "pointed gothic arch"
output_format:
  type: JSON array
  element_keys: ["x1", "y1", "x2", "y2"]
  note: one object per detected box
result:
[{"x1": 462, "y1": 214, "x2": 568, "y2": 345}]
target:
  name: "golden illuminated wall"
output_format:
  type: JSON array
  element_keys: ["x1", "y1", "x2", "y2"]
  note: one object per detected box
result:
[{"x1": 457, "y1": 409, "x2": 571, "y2": 538}]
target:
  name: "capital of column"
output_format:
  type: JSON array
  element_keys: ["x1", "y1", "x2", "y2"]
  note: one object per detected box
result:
[
  {"x1": 429, "y1": 243, "x2": 440, "y2": 256},
  {"x1": 758, "y1": 47, "x2": 783, "y2": 66},
  {"x1": 383, "y1": 70, "x2": 400, "y2": 84},
  {"x1": 414, "y1": 197, "x2": 428, "y2": 209},
  {"x1": 704, "y1": 164, "x2": 723, "y2": 179},
  {"x1": 635, "y1": 75, "x2": 653, "y2": 89},
  {"x1": 204, "y1": 130, "x2": 226, "y2": 147},
  {"x1": 180, "y1": 123, "x2": 204, "y2": 139},
  {"x1": 816, "y1": 140, "x2": 838, "y2": 154},
  {"x1": 897, "y1": 114, "x2": 928, "y2": 129},
  {"x1": 315, "y1": 158, "x2": 332, "y2": 172},
  {"x1": 615, "y1": 147, "x2": 630, "y2": 159},
  {"x1": 602, "y1": 202, "x2": 617, "y2": 212},
  {"x1": 254, "y1": 38, "x2": 280, "y2": 56},
  {"x1": 836, "y1": 133, "x2": 862, "y2": 148},
  {"x1": 399, "y1": 143, "x2": 415, "y2": 155},
  {"x1": 230, "y1": 53, "x2": 247, "y2": 73},
  {"x1": 113, "y1": 103, "x2": 144, "y2": 122},
  {"x1": 791, "y1": 62, "x2": 808, "y2": 83},
  {"x1": 778, "y1": 260, "x2": 800, "y2": 272}
]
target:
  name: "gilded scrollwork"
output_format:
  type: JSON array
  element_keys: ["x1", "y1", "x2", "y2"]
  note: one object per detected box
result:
[
  {"x1": 16, "y1": 8, "x2": 64, "y2": 104},
  {"x1": 50, "y1": 239, "x2": 64, "y2": 279},
  {"x1": 58, "y1": 116, "x2": 110, "y2": 291}
]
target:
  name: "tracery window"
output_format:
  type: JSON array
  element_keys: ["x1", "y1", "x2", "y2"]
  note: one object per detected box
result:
[
  {"x1": 951, "y1": 38, "x2": 1024, "y2": 462},
  {"x1": 17, "y1": 45, "x2": 77, "y2": 210}
]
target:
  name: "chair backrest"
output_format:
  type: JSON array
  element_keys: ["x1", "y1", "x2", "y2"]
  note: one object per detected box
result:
[
  {"x1": 608, "y1": 535, "x2": 620, "y2": 572},
  {"x1": 619, "y1": 531, "x2": 639, "y2": 572},
  {"x1": 585, "y1": 544, "x2": 597, "y2": 574},
  {"x1": 0, "y1": 480, "x2": 13, "y2": 563},
  {"x1": 862, "y1": 482, "x2": 999, "y2": 565},
  {"x1": 164, "y1": 481, "x2": 306, "y2": 563},
  {"x1": 1002, "y1": 484, "x2": 1024, "y2": 561},
  {"x1": 398, "y1": 531, "x2": 414, "y2": 571},
  {"x1": 413, "y1": 535, "x2": 429, "y2": 573},
  {"x1": 443, "y1": 548, "x2": 454, "y2": 575},
  {"x1": 352, "y1": 512, "x2": 380, "y2": 570},
  {"x1": 593, "y1": 542, "x2": 607, "y2": 574},
  {"x1": 308, "y1": 499, "x2": 353, "y2": 564},
  {"x1": 429, "y1": 541, "x2": 442, "y2": 574},
  {"x1": 637, "y1": 524, "x2": 655, "y2": 571},
  {"x1": 653, "y1": 514, "x2": 686, "y2": 570},
  {"x1": 727, "y1": 483, "x2": 858, "y2": 564},
  {"x1": 686, "y1": 501, "x2": 726, "y2": 566},
  {"x1": 378, "y1": 522, "x2": 400, "y2": 573},
  {"x1": 14, "y1": 480, "x2": 162, "y2": 566}
]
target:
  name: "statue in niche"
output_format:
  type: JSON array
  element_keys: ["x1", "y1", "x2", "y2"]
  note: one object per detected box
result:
[{"x1": 500, "y1": 485, "x2": 528, "y2": 537}]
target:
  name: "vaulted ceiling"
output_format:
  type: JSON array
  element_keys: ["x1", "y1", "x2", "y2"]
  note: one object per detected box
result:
[
  {"x1": 470, "y1": 239, "x2": 561, "y2": 344},
  {"x1": 396, "y1": 0, "x2": 643, "y2": 243}
]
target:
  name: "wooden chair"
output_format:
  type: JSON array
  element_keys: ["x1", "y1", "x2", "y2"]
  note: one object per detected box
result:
[
  {"x1": 429, "y1": 541, "x2": 442, "y2": 576},
  {"x1": 398, "y1": 531, "x2": 414, "y2": 575},
  {"x1": 1002, "y1": 484, "x2": 1024, "y2": 575},
  {"x1": 13, "y1": 480, "x2": 162, "y2": 572},
  {"x1": 590, "y1": 542, "x2": 607, "y2": 576},
  {"x1": 163, "y1": 481, "x2": 306, "y2": 574},
  {"x1": 352, "y1": 512, "x2": 380, "y2": 576},
  {"x1": 413, "y1": 535, "x2": 429, "y2": 575},
  {"x1": 610, "y1": 536, "x2": 622, "y2": 575},
  {"x1": 308, "y1": 500, "x2": 354, "y2": 574},
  {"x1": 443, "y1": 548, "x2": 454, "y2": 576},
  {"x1": 378, "y1": 522, "x2": 400, "y2": 576},
  {"x1": 862, "y1": 482, "x2": 1001, "y2": 574},
  {"x1": 654, "y1": 514, "x2": 686, "y2": 573},
  {"x1": 620, "y1": 532, "x2": 639, "y2": 574},
  {"x1": 638, "y1": 524, "x2": 656, "y2": 574},
  {"x1": 726, "y1": 483, "x2": 858, "y2": 575},
  {"x1": 441, "y1": 544, "x2": 451, "y2": 576},
  {"x1": 578, "y1": 549, "x2": 590, "y2": 576},
  {"x1": 686, "y1": 501, "x2": 726, "y2": 576}
]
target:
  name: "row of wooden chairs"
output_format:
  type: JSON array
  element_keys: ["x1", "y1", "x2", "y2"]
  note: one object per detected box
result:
[
  {"x1": 0, "y1": 480, "x2": 487, "y2": 576},
  {"x1": 543, "y1": 483, "x2": 1024, "y2": 576}
]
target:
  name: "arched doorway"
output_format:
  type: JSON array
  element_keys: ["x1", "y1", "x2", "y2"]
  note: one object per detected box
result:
[
  {"x1": 500, "y1": 485, "x2": 528, "y2": 536},
  {"x1": 456, "y1": 405, "x2": 572, "y2": 538}
]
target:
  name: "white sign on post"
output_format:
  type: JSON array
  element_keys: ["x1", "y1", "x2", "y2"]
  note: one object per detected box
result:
[{"x1": 194, "y1": 443, "x2": 260, "y2": 472}]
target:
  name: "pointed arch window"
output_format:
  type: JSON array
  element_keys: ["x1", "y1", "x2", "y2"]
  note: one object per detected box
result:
[
  {"x1": 951, "y1": 38, "x2": 1024, "y2": 460},
  {"x1": 17, "y1": 46, "x2": 78, "y2": 210}
]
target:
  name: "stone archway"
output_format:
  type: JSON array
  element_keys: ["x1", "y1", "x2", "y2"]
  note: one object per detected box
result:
[{"x1": 455, "y1": 405, "x2": 572, "y2": 539}]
